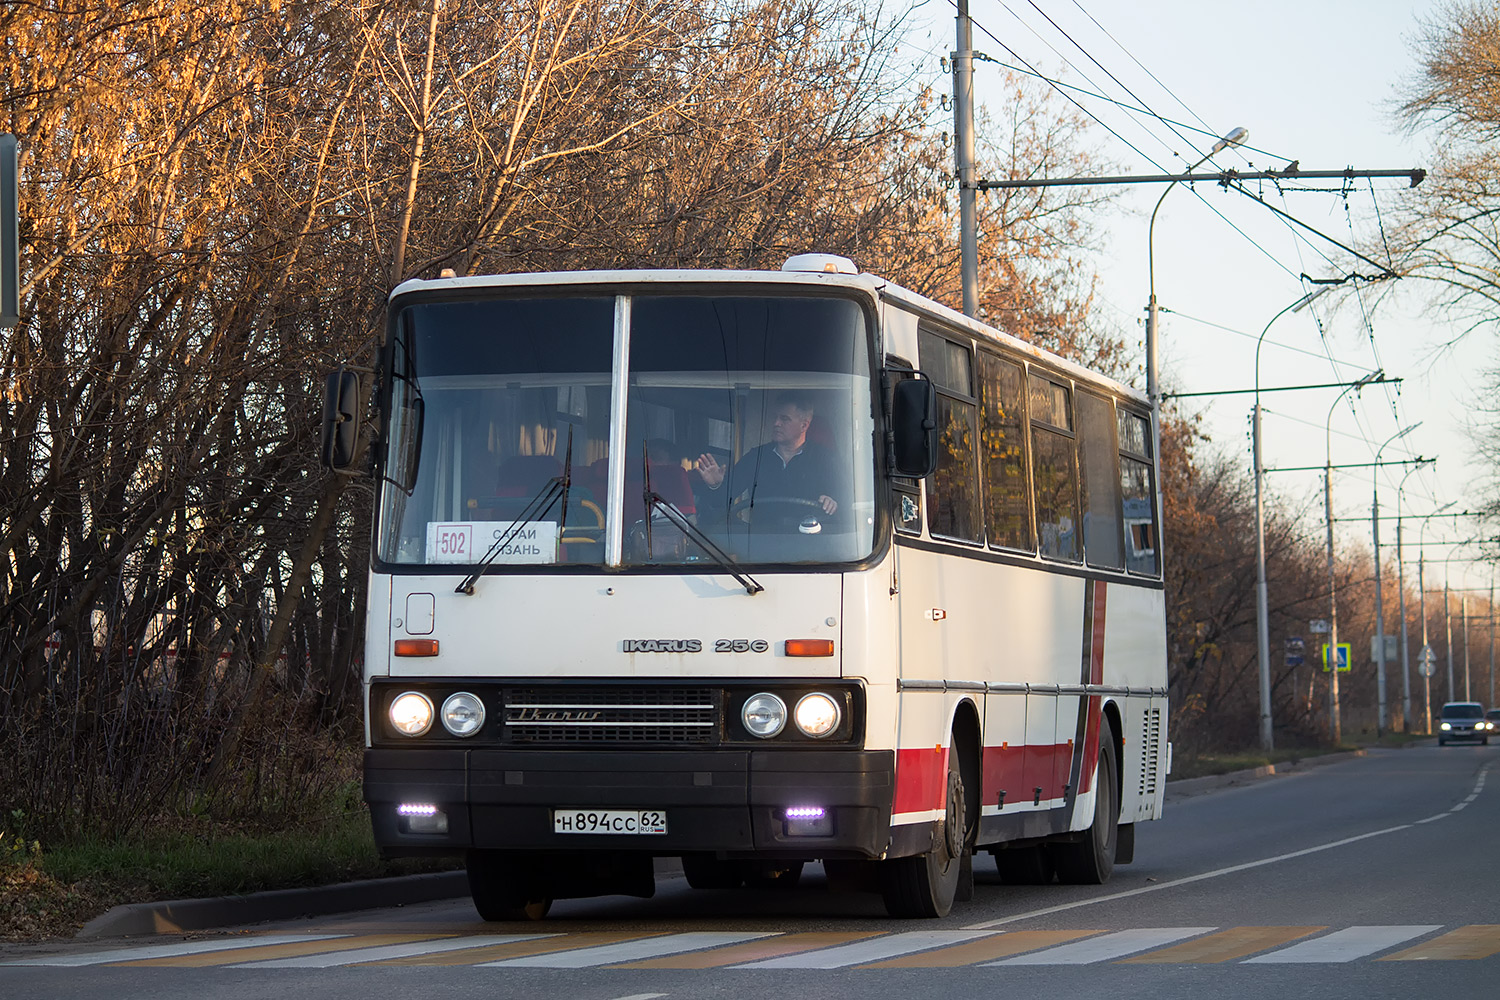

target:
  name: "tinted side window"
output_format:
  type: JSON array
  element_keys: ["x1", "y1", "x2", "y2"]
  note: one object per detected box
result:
[
  {"x1": 1029, "y1": 374, "x2": 1079, "y2": 562},
  {"x1": 1079, "y1": 391, "x2": 1124, "y2": 569},
  {"x1": 921, "y1": 330, "x2": 980, "y2": 541},
  {"x1": 978, "y1": 352, "x2": 1032, "y2": 551},
  {"x1": 1118, "y1": 409, "x2": 1159, "y2": 575}
]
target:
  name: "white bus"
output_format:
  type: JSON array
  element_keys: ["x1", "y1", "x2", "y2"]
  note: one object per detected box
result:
[{"x1": 321, "y1": 253, "x2": 1169, "y2": 920}]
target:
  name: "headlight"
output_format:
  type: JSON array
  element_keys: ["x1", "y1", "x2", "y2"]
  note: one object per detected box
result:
[
  {"x1": 1441, "y1": 721, "x2": 1452, "y2": 731},
  {"x1": 441, "y1": 692, "x2": 486, "y2": 737},
  {"x1": 794, "y1": 692, "x2": 842, "y2": 738},
  {"x1": 390, "y1": 691, "x2": 434, "y2": 736},
  {"x1": 742, "y1": 692, "x2": 787, "y2": 738}
]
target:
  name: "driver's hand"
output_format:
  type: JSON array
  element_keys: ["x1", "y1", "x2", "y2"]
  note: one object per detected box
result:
[
  {"x1": 696, "y1": 453, "x2": 725, "y2": 488},
  {"x1": 819, "y1": 494, "x2": 837, "y2": 514}
]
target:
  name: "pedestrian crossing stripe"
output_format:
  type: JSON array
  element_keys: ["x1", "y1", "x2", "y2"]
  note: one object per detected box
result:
[{"x1": 11, "y1": 925, "x2": 1500, "y2": 968}]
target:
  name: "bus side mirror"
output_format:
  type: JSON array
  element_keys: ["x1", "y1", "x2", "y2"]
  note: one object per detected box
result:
[
  {"x1": 890, "y1": 375, "x2": 938, "y2": 478},
  {"x1": 321, "y1": 368, "x2": 361, "y2": 471}
]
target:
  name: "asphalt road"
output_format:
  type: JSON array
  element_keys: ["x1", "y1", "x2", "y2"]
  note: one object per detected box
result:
[{"x1": 4, "y1": 743, "x2": 1498, "y2": 999}]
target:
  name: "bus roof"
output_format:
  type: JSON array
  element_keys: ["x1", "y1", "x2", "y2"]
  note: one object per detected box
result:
[{"x1": 390, "y1": 266, "x2": 1146, "y2": 406}]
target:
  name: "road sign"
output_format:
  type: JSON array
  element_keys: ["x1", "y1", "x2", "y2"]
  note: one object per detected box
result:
[
  {"x1": 1310, "y1": 619, "x2": 1331, "y2": 635},
  {"x1": 1370, "y1": 634, "x2": 1399, "y2": 664},
  {"x1": 1321, "y1": 642, "x2": 1351, "y2": 672},
  {"x1": 1284, "y1": 636, "x2": 1305, "y2": 668},
  {"x1": 1418, "y1": 644, "x2": 1437, "y2": 678}
]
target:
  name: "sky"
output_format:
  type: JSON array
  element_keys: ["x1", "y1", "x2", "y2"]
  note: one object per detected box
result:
[{"x1": 905, "y1": 0, "x2": 1498, "y2": 598}]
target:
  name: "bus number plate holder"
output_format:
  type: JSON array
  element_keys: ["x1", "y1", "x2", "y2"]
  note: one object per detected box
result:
[{"x1": 553, "y1": 809, "x2": 668, "y2": 835}]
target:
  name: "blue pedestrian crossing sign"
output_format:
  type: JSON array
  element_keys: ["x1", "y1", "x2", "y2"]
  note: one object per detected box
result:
[{"x1": 1321, "y1": 643, "x2": 1351, "y2": 672}]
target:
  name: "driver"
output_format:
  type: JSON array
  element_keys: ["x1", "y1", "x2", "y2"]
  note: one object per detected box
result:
[{"x1": 695, "y1": 393, "x2": 838, "y2": 516}]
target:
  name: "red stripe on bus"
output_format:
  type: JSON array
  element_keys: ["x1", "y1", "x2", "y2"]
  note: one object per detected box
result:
[
  {"x1": 980, "y1": 742, "x2": 1074, "y2": 805},
  {"x1": 893, "y1": 746, "x2": 948, "y2": 814},
  {"x1": 1079, "y1": 582, "x2": 1107, "y2": 792}
]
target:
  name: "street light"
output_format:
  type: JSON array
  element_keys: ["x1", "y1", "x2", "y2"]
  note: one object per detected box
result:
[
  {"x1": 1373, "y1": 422, "x2": 1421, "y2": 734},
  {"x1": 1325, "y1": 369, "x2": 1381, "y2": 744},
  {"x1": 1145, "y1": 126, "x2": 1249, "y2": 555},
  {"x1": 1418, "y1": 501, "x2": 1457, "y2": 733},
  {"x1": 1252, "y1": 285, "x2": 1333, "y2": 751},
  {"x1": 1395, "y1": 460, "x2": 1435, "y2": 731}
]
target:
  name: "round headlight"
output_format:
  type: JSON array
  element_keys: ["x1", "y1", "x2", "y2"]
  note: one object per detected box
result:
[
  {"x1": 742, "y1": 692, "x2": 787, "y2": 738},
  {"x1": 794, "y1": 692, "x2": 842, "y2": 738},
  {"x1": 1441, "y1": 721, "x2": 1452, "y2": 731},
  {"x1": 441, "y1": 692, "x2": 486, "y2": 737},
  {"x1": 390, "y1": 691, "x2": 434, "y2": 736}
]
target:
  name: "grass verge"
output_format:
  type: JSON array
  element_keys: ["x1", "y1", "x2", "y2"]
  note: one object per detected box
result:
[
  {"x1": 1167, "y1": 744, "x2": 1361, "y2": 781},
  {"x1": 1, "y1": 808, "x2": 454, "y2": 943}
]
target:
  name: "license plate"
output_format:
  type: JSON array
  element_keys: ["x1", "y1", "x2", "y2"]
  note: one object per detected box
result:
[{"x1": 552, "y1": 809, "x2": 668, "y2": 835}]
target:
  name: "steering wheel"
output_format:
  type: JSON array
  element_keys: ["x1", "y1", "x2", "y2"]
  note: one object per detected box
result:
[{"x1": 728, "y1": 495, "x2": 829, "y2": 527}]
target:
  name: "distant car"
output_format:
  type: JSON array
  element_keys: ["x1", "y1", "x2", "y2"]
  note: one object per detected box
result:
[
  {"x1": 1438, "y1": 702, "x2": 1490, "y2": 745},
  {"x1": 1487, "y1": 709, "x2": 1500, "y2": 732}
]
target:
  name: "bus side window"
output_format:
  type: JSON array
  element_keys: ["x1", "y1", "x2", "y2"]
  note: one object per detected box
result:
[
  {"x1": 1118, "y1": 409, "x2": 1159, "y2": 575},
  {"x1": 1078, "y1": 391, "x2": 1124, "y2": 570},
  {"x1": 1028, "y1": 374, "x2": 1080, "y2": 563},
  {"x1": 919, "y1": 329, "x2": 980, "y2": 542},
  {"x1": 978, "y1": 352, "x2": 1032, "y2": 552}
]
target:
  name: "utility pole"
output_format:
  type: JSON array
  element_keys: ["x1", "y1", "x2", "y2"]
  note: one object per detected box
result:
[
  {"x1": 953, "y1": 1, "x2": 977, "y2": 317},
  {"x1": 1446, "y1": 571, "x2": 1455, "y2": 703},
  {"x1": 1463, "y1": 596, "x2": 1471, "y2": 701}
]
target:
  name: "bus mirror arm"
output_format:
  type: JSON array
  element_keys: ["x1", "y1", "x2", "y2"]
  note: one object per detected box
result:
[
  {"x1": 646, "y1": 493, "x2": 764, "y2": 595},
  {"x1": 886, "y1": 371, "x2": 939, "y2": 478}
]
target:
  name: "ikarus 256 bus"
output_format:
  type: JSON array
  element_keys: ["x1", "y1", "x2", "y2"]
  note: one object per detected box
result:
[{"x1": 320, "y1": 253, "x2": 1170, "y2": 920}]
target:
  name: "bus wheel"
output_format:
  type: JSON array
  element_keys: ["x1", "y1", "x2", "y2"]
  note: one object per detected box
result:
[
  {"x1": 1053, "y1": 721, "x2": 1118, "y2": 885},
  {"x1": 880, "y1": 744, "x2": 965, "y2": 917},
  {"x1": 992, "y1": 845, "x2": 1055, "y2": 884},
  {"x1": 465, "y1": 849, "x2": 553, "y2": 921}
]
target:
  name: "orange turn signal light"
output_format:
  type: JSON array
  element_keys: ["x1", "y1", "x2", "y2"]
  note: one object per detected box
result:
[
  {"x1": 394, "y1": 639, "x2": 440, "y2": 657},
  {"x1": 784, "y1": 639, "x2": 835, "y2": 657}
]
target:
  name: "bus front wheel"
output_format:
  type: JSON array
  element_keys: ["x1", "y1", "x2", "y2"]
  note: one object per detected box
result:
[
  {"x1": 466, "y1": 849, "x2": 553, "y2": 921},
  {"x1": 880, "y1": 743, "x2": 967, "y2": 917}
]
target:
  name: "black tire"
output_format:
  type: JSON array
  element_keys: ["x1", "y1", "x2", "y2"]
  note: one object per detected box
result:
[
  {"x1": 881, "y1": 743, "x2": 967, "y2": 918},
  {"x1": 682, "y1": 854, "x2": 745, "y2": 889},
  {"x1": 1439, "y1": 737, "x2": 1448, "y2": 746},
  {"x1": 1053, "y1": 721, "x2": 1119, "y2": 885},
  {"x1": 993, "y1": 845, "x2": 1055, "y2": 884},
  {"x1": 465, "y1": 850, "x2": 552, "y2": 921}
]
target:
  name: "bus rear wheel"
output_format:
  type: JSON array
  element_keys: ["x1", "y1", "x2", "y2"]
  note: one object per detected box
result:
[
  {"x1": 466, "y1": 849, "x2": 553, "y2": 921},
  {"x1": 881, "y1": 744, "x2": 967, "y2": 918},
  {"x1": 1052, "y1": 721, "x2": 1119, "y2": 885}
]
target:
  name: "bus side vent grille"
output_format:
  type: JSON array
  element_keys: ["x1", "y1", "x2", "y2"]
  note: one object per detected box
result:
[
  {"x1": 502, "y1": 686, "x2": 718, "y2": 744},
  {"x1": 1139, "y1": 708, "x2": 1162, "y2": 799}
]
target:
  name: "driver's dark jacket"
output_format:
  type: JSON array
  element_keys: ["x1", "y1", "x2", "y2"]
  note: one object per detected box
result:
[{"x1": 698, "y1": 442, "x2": 839, "y2": 515}]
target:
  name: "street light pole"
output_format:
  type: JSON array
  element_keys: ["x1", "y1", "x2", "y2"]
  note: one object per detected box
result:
[
  {"x1": 1418, "y1": 502, "x2": 1455, "y2": 732},
  {"x1": 1373, "y1": 423, "x2": 1421, "y2": 733},
  {"x1": 1325, "y1": 370, "x2": 1380, "y2": 743},
  {"x1": 1445, "y1": 569, "x2": 1455, "y2": 703},
  {"x1": 1395, "y1": 461, "x2": 1432, "y2": 732},
  {"x1": 1146, "y1": 126, "x2": 1247, "y2": 559},
  {"x1": 1252, "y1": 285, "x2": 1332, "y2": 751}
]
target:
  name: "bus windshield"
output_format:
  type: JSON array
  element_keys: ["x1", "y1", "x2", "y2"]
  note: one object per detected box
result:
[{"x1": 377, "y1": 291, "x2": 876, "y2": 570}]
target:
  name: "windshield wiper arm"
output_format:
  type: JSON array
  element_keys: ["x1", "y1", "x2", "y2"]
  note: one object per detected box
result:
[
  {"x1": 645, "y1": 492, "x2": 763, "y2": 595},
  {"x1": 455, "y1": 475, "x2": 565, "y2": 595}
]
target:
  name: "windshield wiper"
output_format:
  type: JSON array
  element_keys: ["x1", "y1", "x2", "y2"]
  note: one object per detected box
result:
[
  {"x1": 455, "y1": 473, "x2": 565, "y2": 595},
  {"x1": 641, "y1": 456, "x2": 762, "y2": 595}
]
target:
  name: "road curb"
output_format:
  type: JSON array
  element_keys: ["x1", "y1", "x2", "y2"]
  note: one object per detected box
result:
[
  {"x1": 1165, "y1": 748, "x2": 1368, "y2": 800},
  {"x1": 76, "y1": 870, "x2": 470, "y2": 939}
]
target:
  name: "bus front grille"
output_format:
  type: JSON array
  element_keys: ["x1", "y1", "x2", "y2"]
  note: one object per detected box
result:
[{"x1": 501, "y1": 685, "x2": 719, "y2": 744}]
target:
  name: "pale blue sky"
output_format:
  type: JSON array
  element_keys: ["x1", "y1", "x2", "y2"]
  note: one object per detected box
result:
[{"x1": 906, "y1": 0, "x2": 1495, "y2": 590}]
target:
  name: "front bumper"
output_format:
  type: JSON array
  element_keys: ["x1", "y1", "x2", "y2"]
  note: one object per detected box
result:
[{"x1": 365, "y1": 747, "x2": 894, "y2": 859}]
